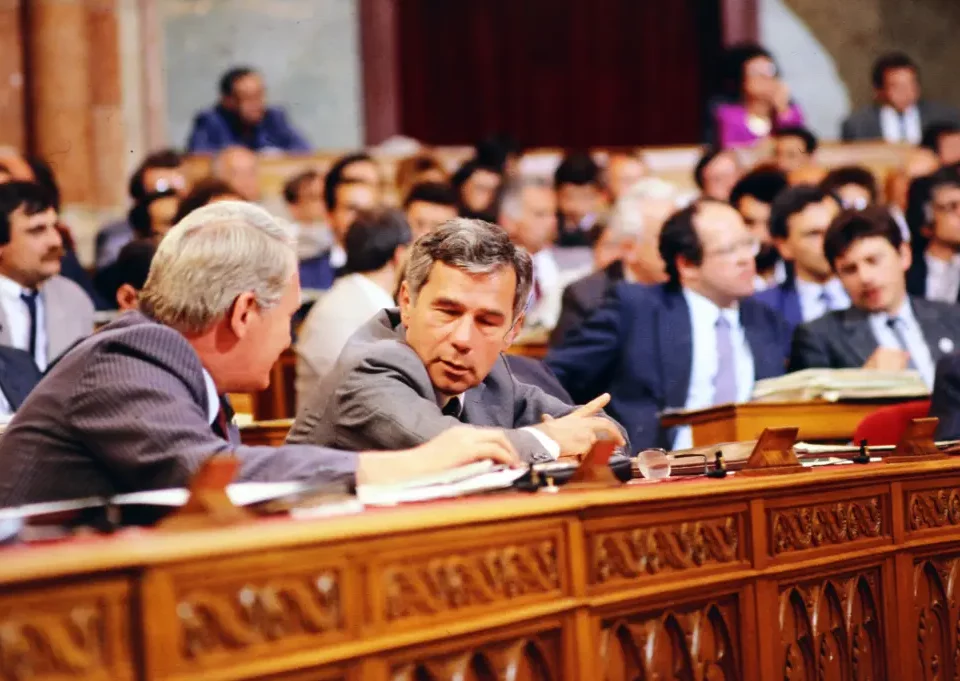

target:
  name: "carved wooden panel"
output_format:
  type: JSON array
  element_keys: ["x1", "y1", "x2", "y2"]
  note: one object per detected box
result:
[
  {"x1": 376, "y1": 526, "x2": 564, "y2": 625},
  {"x1": 154, "y1": 549, "x2": 352, "y2": 675},
  {"x1": 778, "y1": 567, "x2": 884, "y2": 681},
  {"x1": 912, "y1": 553, "x2": 960, "y2": 680},
  {"x1": 0, "y1": 578, "x2": 132, "y2": 681},
  {"x1": 597, "y1": 594, "x2": 741, "y2": 681},
  {"x1": 906, "y1": 487, "x2": 960, "y2": 532},
  {"x1": 769, "y1": 496, "x2": 885, "y2": 556},
  {"x1": 389, "y1": 629, "x2": 562, "y2": 681},
  {"x1": 587, "y1": 512, "x2": 744, "y2": 588}
]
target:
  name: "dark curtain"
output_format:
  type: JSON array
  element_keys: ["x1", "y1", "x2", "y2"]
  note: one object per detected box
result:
[{"x1": 396, "y1": 0, "x2": 723, "y2": 147}]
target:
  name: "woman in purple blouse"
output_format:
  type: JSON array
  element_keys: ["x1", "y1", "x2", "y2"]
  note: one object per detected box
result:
[{"x1": 713, "y1": 44, "x2": 805, "y2": 148}]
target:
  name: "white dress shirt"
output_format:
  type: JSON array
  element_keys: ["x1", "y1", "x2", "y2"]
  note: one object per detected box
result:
[
  {"x1": 0, "y1": 274, "x2": 48, "y2": 370},
  {"x1": 442, "y1": 394, "x2": 561, "y2": 460},
  {"x1": 795, "y1": 278, "x2": 850, "y2": 323},
  {"x1": 752, "y1": 260, "x2": 788, "y2": 292},
  {"x1": 525, "y1": 249, "x2": 563, "y2": 329},
  {"x1": 673, "y1": 289, "x2": 756, "y2": 449},
  {"x1": 879, "y1": 105, "x2": 922, "y2": 145},
  {"x1": 202, "y1": 368, "x2": 220, "y2": 425},
  {"x1": 925, "y1": 251, "x2": 960, "y2": 304},
  {"x1": 867, "y1": 298, "x2": 936, "y2": 388},
  {"x1": 329, "y1": 243, "x2": 347, "y2": 269}
]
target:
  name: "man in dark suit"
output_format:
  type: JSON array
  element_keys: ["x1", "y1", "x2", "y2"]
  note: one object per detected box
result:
[
  {"x1": 754, "y1": 186, "x2": 848, "y2": 336},
  {"x1": 289, "y1": 218, "x2": 627, "y2": 462},
  {"x1": 929, "y1": 352, "x2": 960, "y2": 440},
  {"x1": 906, "y1": 167, "x2": 960, "y2": 303},
  {"x1": 790, "y1": 206, "x2": 960, "y2": 389},
  {"x1": 0, "y1": 203, "x2": 519, "y2": 507},
  {"x1": 841, "y1": 53, "x2": 960, "y2": 144},
  {"x1": 546, "y1": 200, "x2": 791, "y2": 452}
]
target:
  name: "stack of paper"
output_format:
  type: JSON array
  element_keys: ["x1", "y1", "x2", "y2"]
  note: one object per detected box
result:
[
  {"x1": 357, "y1": 461, "x2": 527, "y2": 506},
  {"x1": 752, "y1": 368, "x2": 929, "y2": 402}
]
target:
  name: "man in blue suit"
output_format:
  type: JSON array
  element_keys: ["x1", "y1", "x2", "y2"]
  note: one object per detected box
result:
[
  {"x1": 754, "y1": 185, "x2": 849, "y2": 336},
  {"x1": 546, "y1": 200, "x2": 791, "y2": 452}
]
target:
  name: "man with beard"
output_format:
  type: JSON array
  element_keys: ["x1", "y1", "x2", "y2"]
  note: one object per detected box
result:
[
  {"x1": 789, "y1": 206, "x2": 960, "y2": 390},
  {"x1": 0, "y1": 182, "x2": 93, "y2": 370},
  {"x1": 729, "y1": 168, "x2": 789, "y2": 290}
]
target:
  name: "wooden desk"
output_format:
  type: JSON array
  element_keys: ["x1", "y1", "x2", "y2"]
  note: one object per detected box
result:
[
  {"x1": 660, "y1": 399, "x2": 905, "y2": 446},
  {"x1": 4, "y1": 459, "x2": 960, "y2": 680},
  {"x1": 238, "y1": 418, "x2": 294, "y2": 446}
]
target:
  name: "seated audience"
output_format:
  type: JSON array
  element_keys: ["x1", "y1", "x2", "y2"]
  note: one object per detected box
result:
[
  {"x1": 929, "y1": 352, "x2": 960, "y2": 440},
  {"x1": 789, "y1": 206, "x2": 960, "y2": 388},
  {"x1": 0, "y1": 203, "x2": 519, "y2": 507},
  {"x1": 288, "y1": 218, "x2": 627, "y2": 461},
  {"x1": 694, "y1": 147, "x2": 741, "y2": 202},
  {"x1": 324, "y1": 152, "x2": 382, "y2": 198},
  {"x1": 395, "y1": 154, "x2": 448, "y2": 199},
  {"x1": 773, "y1": 126, "x2": 818, "y2": 174},
  {"x1": 476, "y1": 133, "x2": 522, "y2": 179},
  {"x1": 128, "y1": 190, "x2": 180, "y2": 242},
  {"x1": 296, "y1": 210, "x2": 410, "y2": 403},
  {"x1": 906, "y1": 168, "x2": 960, "y2": 303},
  {"x1": 922, "y1": 122, "x2": 960, "y2": 167},
  {"x1": 94, "y1": 149, "x2": 187, "y2": 269},
  {"x1": 172, "y1": 179, "x2": 242, "y2": 225},
  {"x1": 550, "y1": 178, "x2": 677, "y2": 346},
  {"x1": 546, "y1": 200, "x2": 790, "y2": 451},
  {"x1": 820, "y1": 165, "x2": 878, "y2": 210},
  {"x1": 404, "y1": 182, "x2": 458, "y2": 241},
  {"x1": 94, "y1": 240, "x2": 157, "y2": 312},
  {"x1": 842, "y1": 52, "x2": 960, "y2": 143},
  {"x1": 713, "y1": 44, "x2": 804, "y2": 148},
  {"x1": 0, "y1": 182, "x2": 94, "y2": 371},
  {"x1": 213, "y1": 146, "x2": 261, "y2": 203},
  {"x1": 500, "y1": 180, "x2": 561, "y2": 329},
  {"x1": 729, "y1": 168, "x2": 790, "y2": 289},
  {"x1": 451, "y1": 158, "x2": 503, "y2": 221},
  {"x1": 604, "y1": 152, "x2": 647, "y2": 202},
  {"x1": 554, "y1": 152, "x2": 603, "y2": 247},
  {"x1": 187, "y1": 66, "x2": 310, "y2": 153},
  {"x1": 282, "y1": 169, "x2": 333, "y2": 261},
  {"x1": 754, "y1": 185, "x2": 848, "y2": 334}
]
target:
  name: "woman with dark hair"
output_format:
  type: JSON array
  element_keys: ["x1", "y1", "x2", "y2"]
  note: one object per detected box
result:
[{"x1": 712, "y1": 44, "x2": 805, "y2": 148}]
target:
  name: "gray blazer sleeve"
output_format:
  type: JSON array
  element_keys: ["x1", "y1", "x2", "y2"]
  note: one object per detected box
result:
[{"x1": 69, "y1": 350, "x2": 357, "y2": 490}]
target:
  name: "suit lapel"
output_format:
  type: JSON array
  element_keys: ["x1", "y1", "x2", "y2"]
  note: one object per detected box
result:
[
  {"x1": 740, "y1": 302, "x2": 779, "y2": 378},
  {"x1": 913, "y1": 298, "x2": 957, "y2": 364},
  {"x1": 783, "y1": 284, "x2": 803, "y2": 328},
  {"x1": 460, "y1": 381, "x2": 492, "y2": 426},
  {"x1": 658, "y1": 290, "x2": 692, "y2": 409},
  {"x1": 838, "y1": 308, "x2": 878, "y2": 366}
]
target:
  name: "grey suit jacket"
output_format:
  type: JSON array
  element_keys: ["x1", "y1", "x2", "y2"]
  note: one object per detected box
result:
[
  {"x1": 0, "y1": 275, "x2": 95, "y2": 366},
  {"x1": 0, "y1": 311, "x2": 357, "y2": 507},
  {"x1": 841, "y1": 101, "x2": 960, "y2": 141},
  {"x1": 287, "y1": 309, "x2": 629, "y2": 462},
  {"x1": 789, "y1": 297, "x2": 960, "y2": 371}
]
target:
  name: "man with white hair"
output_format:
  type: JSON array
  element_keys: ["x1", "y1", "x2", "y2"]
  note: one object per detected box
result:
[
  {"x1": 0, "y1": 203, "x2": 518, "y2": 507},
  {"x1": 550, "y1": 177, "x2": 678, "y2": 345}
]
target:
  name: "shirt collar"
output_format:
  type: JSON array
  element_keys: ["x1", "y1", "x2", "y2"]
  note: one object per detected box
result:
[
  {"x1": 0, "y1": 274, "x2": 35, "y2": 300},
  {"x1": 925, "y1": 250, "x2": 960, "y2": 270},
  {"x1": 201, "y1": 368, "x2": 219, "y2": 425},
  {"x1": 869, "y1": 296, "x2": 914, "y2": 326},
  {"x1": 329, "y1": 244, "x2": 347, "y2": 269},
  {"x1": 682, "y1": 287, "x2": 740, "y2": 326}
]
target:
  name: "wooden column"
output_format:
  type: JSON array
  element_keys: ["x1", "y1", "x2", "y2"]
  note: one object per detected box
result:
[
  {"x1": 87, "y1": 0, "x2": 125, "y2": 207},
  {"x1": 25, "y1": 0, "x2": 93, "y2": 204},
  {"x1": 359, "y1": 0, "x2": 401, "y2": 145},
  {"x1": 0, "y1": 0, "x2": 26, "y2": 151},
  {"x1": 721, "y1": 0, "x2": 759, "y2": 46}
]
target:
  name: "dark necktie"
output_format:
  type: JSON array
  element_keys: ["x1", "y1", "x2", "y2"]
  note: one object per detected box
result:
[
  {"x1": 211, "y1": 395, "x2": 235, "y2": 442},
  {"x1": 886, "y1": 317, "x2": 917, "y2": 369},
  {"x1": 20, "y1": 290, "x2": 38, "y2": 363},
  {"x1": 441, "y1": 397, "x2": 462, "y2": 420},
  {"x1": 899, "y1": 112, "x2": 909, "y2": 143},
  {"x1": 819, "y1": 287, "x2": 835, "y2": 313},
  {"x1": 713, "y1": 316, "x2": 738, "y2": 405}
]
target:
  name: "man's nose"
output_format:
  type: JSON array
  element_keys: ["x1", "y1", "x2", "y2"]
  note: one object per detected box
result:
[{"x1": 449, "y1": 315, "x2": 474, "y2": 350}]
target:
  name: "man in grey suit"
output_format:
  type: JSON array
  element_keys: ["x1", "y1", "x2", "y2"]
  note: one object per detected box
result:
[
  {"x1": 288, "y1": 218, "x2": 627, "y2": 462},
  {"x1": 0, "y1": 181, "x2": 94, "y2": 370},
  {"x1": 841, "y1": 52, "x2": 960, "y2": 144},
  {"x1": 790, "y1": 206, "x2": 960, "y2": 389},
  {"x1": 0, "y1": 203, "x2": 519, "y2": 507}
]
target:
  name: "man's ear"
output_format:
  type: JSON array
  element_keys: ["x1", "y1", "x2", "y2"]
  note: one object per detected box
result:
[
  {"x1": 503, "y1": 312, "x2": 525, "y2": 348},
  {"x1": 115, "y1": 284, "x2": 140, "y2": 311},
  {"x1": 899, "y1": 242, "x2": 913, "y2": 272},
  {"x1": 774, "y1": 236, "x2": 794, "y2": 261},
  {"x1": 398, "y1": 281, "x2": 413, "y2": 326},
  {"x1": 228, "y1": 292, "x2": 258, "y2": 339}
]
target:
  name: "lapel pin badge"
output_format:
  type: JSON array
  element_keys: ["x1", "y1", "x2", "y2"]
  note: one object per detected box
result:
[{"x1": 939, "y1": 337, "x2": 955, "y2": 354}]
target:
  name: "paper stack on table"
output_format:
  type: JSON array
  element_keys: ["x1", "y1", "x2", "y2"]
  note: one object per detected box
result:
[{"x1": 751, "y1": 368, "x2": 929, "y2": 402}]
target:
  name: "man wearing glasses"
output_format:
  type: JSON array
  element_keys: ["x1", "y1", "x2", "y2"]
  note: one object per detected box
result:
[
  {"x1": 906, "y1": 168, "x2": 960, "y2": 303},
  {"x1": 546, "y1": 199, "x2": 791, "y2": 452}
]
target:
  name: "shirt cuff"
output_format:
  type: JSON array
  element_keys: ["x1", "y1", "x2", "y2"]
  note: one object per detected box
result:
[{"x1": 521, "y1": 427, "x2": 561, "y2": 460}]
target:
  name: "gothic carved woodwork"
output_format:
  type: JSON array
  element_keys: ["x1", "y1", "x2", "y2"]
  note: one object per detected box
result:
[
  {"x1": 778, "y1": 569, "x2": 884, "y2": 681},
  {"x1": 390, "y1": 631, "x2": 560, "y2": 681},
  {"x1": 769, "y1": 497, "x2": 885, "y2": 556},
  {"x1": 589, "y1": 514, "x2": 742, "y2": 586},
  {"x1": 912, "y1": 554, "x2": 960, "y2": 680},
  {"x1": 380, "y1": 535, "x2": 562, "y2": 622},
  {"x1": 907, "y1": 487, "x2": 960, "y2": 532},
  {"x1": 597, "y1": 596, "x2": 740, "y2": 681},
  {"x1": 0, "y1": 580, "x2": 131, "y2": 681}
]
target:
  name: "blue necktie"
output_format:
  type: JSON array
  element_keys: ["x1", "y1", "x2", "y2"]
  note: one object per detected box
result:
[
  {"x1": 20, "y1": 290, "x2": 38, "y2": 363},
  {"x1": 819, "y1": 287, "x2": 835, "y2": 313},
  {"x1": 713, "y1": 316, "x2": 738, "y2": 404},
  {"x1": 887, "y1": 317, "x2": 916, "y2": 369}
]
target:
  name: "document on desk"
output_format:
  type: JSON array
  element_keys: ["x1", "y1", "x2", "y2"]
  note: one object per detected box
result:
[
  {"x1": 752, "y1": 368, "x2": 929, "y2": 402},
  {"x1": 357, "y1": 462, "x2": 527, "y2": 506}
]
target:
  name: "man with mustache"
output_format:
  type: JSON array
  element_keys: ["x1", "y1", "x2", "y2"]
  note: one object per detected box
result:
[
  {"x1": 789, "y1": 206, "x2": 960, "y2": 389},
  {"x1": 288, "y1": 218, "x2": 628, "y2": 462},
  {"x1": 0, "y1": 182, "x2": 93, "y2": 370}
]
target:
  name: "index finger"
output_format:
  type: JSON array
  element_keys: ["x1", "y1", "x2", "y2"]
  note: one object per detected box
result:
[
  {"x1": 572, "y1": 393, "x2": 611, "y2": 417},
  {"x1": 585, "y1": 416, "x2": 626, "y2": 447}
]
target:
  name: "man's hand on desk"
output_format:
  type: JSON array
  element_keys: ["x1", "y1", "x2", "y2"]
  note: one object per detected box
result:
[
  {"x1": 534, "y1": 393, "x2": 626, "y2": 459},
  {"x1": 356, "y1": 426, "x2": 520, "y2": 485},
  {"x1": 863, "y1": 348, "x2": 910, "y2": 371}
]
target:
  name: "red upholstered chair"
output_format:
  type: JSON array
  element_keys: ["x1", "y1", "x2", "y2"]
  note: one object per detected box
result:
[{"x1": 852, "y1": 400, "x2": 932, "y2": 446}]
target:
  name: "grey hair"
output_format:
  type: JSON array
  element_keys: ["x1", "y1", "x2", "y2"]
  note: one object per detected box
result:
[
  {"x1": 606, "y1": 177, "x2": 680, "y2": 242},
  {"x1": 499, "y1": 178, "x2": 553, "y2": 220},
  {"x1": 404, "y1": 217, "x2": 533, "y2": 320},
  {"x1": 139, "y1": 200, "x2": 297, "y2": 333}
]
